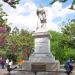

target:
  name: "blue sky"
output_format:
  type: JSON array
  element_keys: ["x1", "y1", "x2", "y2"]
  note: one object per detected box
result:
[
  {"x1": 19, "y1": 0, "x2": 50, "y2": 6},
  {"x1": 19, "y1": 0, "x2": 73, "y2": 7},
  {"x1": 63, "y1": 0, "x2": 73, "y2": 7},
  {"x1": 0, "y1": 0, "x2": 75, "y2": 32}
]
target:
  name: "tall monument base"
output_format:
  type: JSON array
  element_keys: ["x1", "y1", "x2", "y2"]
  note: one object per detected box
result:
[{"x1": 22, "y1": 32, "x2": 60, "y2": 75}]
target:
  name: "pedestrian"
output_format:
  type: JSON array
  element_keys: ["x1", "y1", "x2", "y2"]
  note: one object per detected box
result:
[
  {"x1": 9, "y1": 60, "x2": 13, "y2": 66},
  {"x1": 1, "y1": 58, "x2": 5, "y2": 69},
  {"x1": 6, "y1": 58, "x2": 9, "y2": 67},
  {"x1": 7, "y1": 59, "x2": 13, "y2": 74},
  {"x1": 64, "y1": 58, "x2": 73, "y2": 75},
  {"x1": 0, "y1": 57, "x2": 2, "y2": 68}
]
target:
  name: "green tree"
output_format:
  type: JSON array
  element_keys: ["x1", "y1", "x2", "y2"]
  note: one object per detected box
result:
[
  {"x1": 60, "y1": 19, "x2": 75, "y2": 61},
  {"x1": 61, "y1": 19, "x2": 75, "y2": 48},
  {"x1": 0, "y1": 4, "x2": 11, "y2": 57},
  {"x1": 18, "y1": 29, "x2": 34, "y2": 60},
  {"x1": 7, "y1": 28, "x2": 34, "y2": 61},
  {"x1": 3, "y1": 0, "x2": 20, "y2": 8},
  {"x1": 50, "y1": 31, "x2": 65, "y2": 63},
  {"x1": 50, "y1": 29, "x2": 75, "y2": 63}
]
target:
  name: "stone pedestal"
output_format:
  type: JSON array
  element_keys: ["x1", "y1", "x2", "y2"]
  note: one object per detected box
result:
[
  {"x1": 22, "y1": 32, "x2": 60, "y2": 75},
  {"x1": 29, "y1": 32, "x2": 55, "y2": 62}
]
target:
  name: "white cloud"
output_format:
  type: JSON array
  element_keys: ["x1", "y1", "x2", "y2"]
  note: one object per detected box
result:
[
  {"x1": 52, "y1": 1, "x2": 62, "y2": 11},
  {"x1": 1, "y1": 0, "x2": 75, "y2": 32},
  {"x1": 1, "y1": 0, "x2": 37, "y2": 31}
]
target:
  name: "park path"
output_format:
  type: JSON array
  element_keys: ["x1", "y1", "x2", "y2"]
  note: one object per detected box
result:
[
  {"x1": 0, "y1": 68, "x2": 34, "y2": 75},
  {"x1": 0, "y1": 68, "x2": 75, "y2": 75}
]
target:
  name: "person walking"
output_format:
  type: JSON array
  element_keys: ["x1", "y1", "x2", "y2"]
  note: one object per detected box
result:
[
  {"x1": 64, "y1": 58, "x2": 73, "y2": 75},
  {"x1": 1, "y1": 58, "x2": 5, "y2": 69},
  {"x1": 6, "y1": 58, "x2": 9, "y2": 67},
  {"x1": 7, "y1": 59, "x2": 13, "y2": 75},
  {"x1": 9, "y1": 60, "x2": 13, "y2": 67}
]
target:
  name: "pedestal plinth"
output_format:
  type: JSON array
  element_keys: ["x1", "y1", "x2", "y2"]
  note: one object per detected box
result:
[
  {"x1": 22, "y1": 32, "x2": 60, "y2": 75},
  {"x1": 29, "y1": 32, "x2": 55, "y2": 62}
]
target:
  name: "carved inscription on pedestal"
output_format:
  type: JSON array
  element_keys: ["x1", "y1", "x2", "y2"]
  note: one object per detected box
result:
[{"x1": 31, "y1": 63, "x2": 46, "y2": 72}]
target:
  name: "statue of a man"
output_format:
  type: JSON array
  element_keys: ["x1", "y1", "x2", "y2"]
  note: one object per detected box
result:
[{"x1": 36, "y1": 7, "x2": 46, "y2": 29}]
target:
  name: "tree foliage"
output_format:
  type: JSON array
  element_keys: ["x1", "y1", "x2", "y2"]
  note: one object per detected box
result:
[
  {"x1": 0, "y1": 4, "x2": 11, "y2": 47},
  {"x1": 3, "y1": 0, "x2": 20, "y2": 8},
  {"x1": 50, "y1": 31, "x2": 65, "y2": 63},
  {"x1": 61, "y1": 19, "x2": 75, "y2": 48},
  {"x1": 50, "y1": 29, "x2": 75, "y2": 63},
  {"x1": 7, "y1": 28, "x2": 34, "y2": 61}
]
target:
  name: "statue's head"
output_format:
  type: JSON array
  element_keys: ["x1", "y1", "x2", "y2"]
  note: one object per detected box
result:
[{"x1": 36, "y1": 7, "x2": 45, "y2": 16}]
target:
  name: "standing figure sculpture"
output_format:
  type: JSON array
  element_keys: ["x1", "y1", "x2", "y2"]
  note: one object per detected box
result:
[{"x1": 36, "y1": 6, "x2": 46, "y2": 30}]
